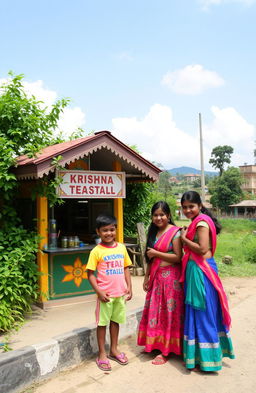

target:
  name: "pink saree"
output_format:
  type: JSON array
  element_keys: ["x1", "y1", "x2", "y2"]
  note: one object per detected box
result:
[
  {"x1": 137, "y1": 226, "x2": 184, "y2": 356},
  {"x1": 180, "y1": 214, "x2": 231, "y2": 329}
]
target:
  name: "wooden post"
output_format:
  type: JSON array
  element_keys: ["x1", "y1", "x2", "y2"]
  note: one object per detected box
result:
[
  {"x1": 136, "y1": 222, "x2": 147, "y2": 274},
  {"x1": 199, "y1": 113, "x2": 206, "y2": 203},
  {"x1": 112, "y1": 160, "x2": 124, "y2": 243},
  {"x1": 37, "y1": 195, "x2": 48, "y2": 302}
]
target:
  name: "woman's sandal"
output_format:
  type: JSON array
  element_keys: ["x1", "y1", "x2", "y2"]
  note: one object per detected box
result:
[
  {"x1": 185, "y1": 364, "x2": 201, "y2": 372},
  {"x1": 152, "y1": 354, "x2": 168, "y2": 365},
  {"x1": 108, "y1": 352, "x2": 128, "y2": 365},
  {"x1": 96, "y1": 357, "x2": 112, "y2": 371}
]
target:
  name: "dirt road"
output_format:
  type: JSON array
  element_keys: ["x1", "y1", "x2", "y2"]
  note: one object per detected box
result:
[{"x1": 25, "y1": 277, "x2": 256, "y2": 393}]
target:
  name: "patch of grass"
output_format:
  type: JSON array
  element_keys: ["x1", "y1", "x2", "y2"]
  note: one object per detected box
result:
[
  {"x1": 0, "y1": 332, "x2": 11, "y2": 352},
  {"x1": 176, "y1": 217, "x2": 256, "y2": 277},
  {"x1": 215, "y1": 232, "x2": 256, "y2": 277},
  {"x1": 220, "y1": 218, "x2": 256, "y2": 233},
  {"x1": 175, "y1": 219, "x2": 190, "y2": 227},
  {"x1": 21, "y1": 386, "x2": 37, "y2": 393},
  {"x1": 215, "y1": 219, "x2": 256, "y2": 277}
]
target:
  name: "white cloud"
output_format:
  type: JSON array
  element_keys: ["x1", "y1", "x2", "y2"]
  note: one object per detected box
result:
[
  {"x1": 203, "y1": 106, "x2": 255, "y2": 167},
  {"x1": 112, "y1": 104, "x2": 201, "y2": 169},
  {"x1": 23, "y1": 80, "x2": 86, "y2": 136},
  {"x1": 116, "y1": 51, "x2": 134, "y2": 62},
  {"x1": 0, "y1": 78, "x2": 57, "y2": 107},
  {"x1": 0, "y1": 77, "x2": 86, "y2": 138},
  {"x1": 57, "y1": 107, "x2": 86, "y2": 138},
  {"x1": 162, "y1": 64, "x2": 225, "y2": 95},
  {"x1": 111, "y1": 104, "x2": 255, "y2": 170},
  {"x1": 23, "y1": 80, "x2": 57, "y2": 107},
  {"x1": 199, "y1": 0, "x2": 256, "y2": 11}
]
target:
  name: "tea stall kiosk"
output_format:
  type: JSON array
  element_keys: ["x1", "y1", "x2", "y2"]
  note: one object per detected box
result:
[{"x1": 14, "y1": 131, "x2": 161, "y2": 308}]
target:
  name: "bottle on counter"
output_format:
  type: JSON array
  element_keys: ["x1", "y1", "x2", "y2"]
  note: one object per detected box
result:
[
  {"x1": 68, "y1": 236, "x2": 75, "y2": 248},
  {"x1": 61, "y1": 236, "x2": 68, "y2": 248},
  {"x1": 74, "y1": 236, "x2": 80, "y2": 248},
  {"x1": 49, "y1": 219, "x2": 57, "y2": 232},
  {"x1": 48, "y1": 219, "x2": 57, "y2": 249}
]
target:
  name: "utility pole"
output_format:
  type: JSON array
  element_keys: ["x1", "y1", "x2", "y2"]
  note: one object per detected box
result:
[{"x1": 199, "y1": 113, "x2": 206, "y2": 203}]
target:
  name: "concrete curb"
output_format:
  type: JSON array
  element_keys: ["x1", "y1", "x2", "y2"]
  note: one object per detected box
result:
[{"x1": 0, "y1": 308, "x2": 143, "y2": 393}]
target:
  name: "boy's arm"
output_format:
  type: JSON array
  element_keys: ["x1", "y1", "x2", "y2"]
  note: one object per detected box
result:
[
  {"x1": 87, "y1": 270, "x2": 110, "y2": 302},
  {"x1": 124, "y1": 266, "x2": 132, "y2": 301}
]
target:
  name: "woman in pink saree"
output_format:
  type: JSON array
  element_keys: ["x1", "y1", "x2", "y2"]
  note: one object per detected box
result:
[
  {"x1": 180, "y1": 191, "x2": 234, "y2": 372},
  {"x1": 137, "y1": 201, "x2": 184, "y2": 365}
]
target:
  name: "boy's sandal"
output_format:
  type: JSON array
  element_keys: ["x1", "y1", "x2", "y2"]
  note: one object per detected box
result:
[
  {"x1": 96, "y1": 357, "x2": 112, "y2": 371},
  {"x1": 108, "y1": 352, "x2": 128, "y2": 365}
]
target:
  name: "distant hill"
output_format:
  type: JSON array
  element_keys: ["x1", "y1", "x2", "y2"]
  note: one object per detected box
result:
[{"x1": 168, "y1": 166, "x2": 217, "y2": 177}]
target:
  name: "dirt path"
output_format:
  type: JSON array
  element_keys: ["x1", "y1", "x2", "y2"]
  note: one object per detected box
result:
[{"x1": 24, "y1": 277, "x2": 256, "y2": 393}]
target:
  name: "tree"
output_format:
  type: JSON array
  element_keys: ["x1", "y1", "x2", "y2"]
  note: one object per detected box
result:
[
  {"x1": 208, "y1": 167, "x2": 243, "y2": 212},
  {"x1": 209, "y1": 145, "x2": 234, "y2": 176},
  {"x1": 0, "y1": 72, "x2": 70, "y2": 331},
  {"x1": 124, "y1": 144, "x2": 158, "y2": 235},
  {"x1": 192, "y1": 178, "x2": 201, "y2": 188},
  {"x1": 124, "y1": 182, "x2": 154, "y2": 235},
  {"x1": 0, "y1": 72, "x2": 69, "y2": 202},
  {"x1": 158, "y1": 171, "x2": 172, "y2": 199},
  {"x1": 123, "y1": 165, "x2": 178, "y2": 236}
]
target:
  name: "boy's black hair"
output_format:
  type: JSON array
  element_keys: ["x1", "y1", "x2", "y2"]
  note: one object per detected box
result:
[
  {"x1": 181, "y1": 191, "x2": 221, "y2": 234},
  {"x1": 95, "y1": 214, "x2": 117, "y2": 229}
]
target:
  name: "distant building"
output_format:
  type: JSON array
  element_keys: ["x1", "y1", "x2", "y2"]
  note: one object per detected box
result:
[
  {"x1": 229, "y1": 200, "x2": 256, "y2": 218},
  {"x1": 184, "y1": 173, "x2": 201, "y2": 183},
  {"x1": 239, "y1": 165, "x2": 256, "y2": 195},
  {"x1": 169, "y1": 176, "x2": 180, "y2": 184}
]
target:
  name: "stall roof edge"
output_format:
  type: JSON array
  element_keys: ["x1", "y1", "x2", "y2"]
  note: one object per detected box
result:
[{"x1": 13, "y1": 131, "x2": 162, "y2": 181}]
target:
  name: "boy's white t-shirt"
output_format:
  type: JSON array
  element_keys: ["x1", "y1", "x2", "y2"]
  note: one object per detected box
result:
[{"x1": 86, "y1": 242, "x2": 132, "y2": 297}]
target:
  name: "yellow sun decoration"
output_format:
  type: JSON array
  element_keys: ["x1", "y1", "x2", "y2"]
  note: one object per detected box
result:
[{"x1": 62, "y1": 257, "x2": 88, "y2": 287}]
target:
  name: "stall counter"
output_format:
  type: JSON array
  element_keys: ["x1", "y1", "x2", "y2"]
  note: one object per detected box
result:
[
  {"x1": 43, "y1": 246, "x2": 94, "y2": 300},
  {"x1": 42, "y1": 243, "x2": 137, "y2": 301}
]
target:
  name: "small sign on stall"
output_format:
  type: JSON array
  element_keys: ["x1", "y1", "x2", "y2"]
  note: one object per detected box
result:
[{"x1": 57, "y1": 170, "x2": 126, "y2": 199}]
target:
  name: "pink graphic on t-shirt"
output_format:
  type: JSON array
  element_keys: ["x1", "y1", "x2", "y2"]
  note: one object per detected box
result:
[{"x1": 96, "y1": 244, "x2": 129, "y2": 297}]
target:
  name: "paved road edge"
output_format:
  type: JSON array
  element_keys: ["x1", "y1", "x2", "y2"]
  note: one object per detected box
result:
[{"x1": 0, "y1": 308, "x2": 143, "y2": 393}]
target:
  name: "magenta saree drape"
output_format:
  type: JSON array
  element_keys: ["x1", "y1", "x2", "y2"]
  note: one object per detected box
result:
[{"x1": 137, "y1": 226, "x2": 184, "y2": 356}]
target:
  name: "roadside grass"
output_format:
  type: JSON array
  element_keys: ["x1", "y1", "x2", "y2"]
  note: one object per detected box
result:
[
  {"x1": 175, "y1": 219, "x2": 190, "y2": 228},
  {"x1": 176, "y1": 218, "x2": 256, "y2": 277},
  {"x1": 216, "y1": 219, "x2": 256, "y2": 277},
  {"x1": 220, "y1": 218, "x2": 256, "y2": 233}
]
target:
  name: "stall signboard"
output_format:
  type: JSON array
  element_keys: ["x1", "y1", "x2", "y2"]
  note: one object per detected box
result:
[{"x1": 57, "y1": 170, "x2": 126, "y2": 199}]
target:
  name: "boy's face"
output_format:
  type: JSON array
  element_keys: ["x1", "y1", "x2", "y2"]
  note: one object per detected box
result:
[{"x1": 96, "y1": 224, "x2": 116, "y2": 245}]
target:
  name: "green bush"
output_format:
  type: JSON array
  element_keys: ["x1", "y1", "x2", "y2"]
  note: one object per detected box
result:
[
  {"x1": 243, "y1": 234, "x2": 256, "y2": 264},
  {"x1": 215, "y1": 218, "x2": 256, "y2": 277},
  {"x1": 0, "y1": 73, "x2": 71, "y2": 334},
  {"x1": 124, "y1": 182, "x2": 154, "y2": 236},
  {"x1": 124, "y1": 181, "x2": 179, "y2": 236},
  {"x1": 0, "y1": 226, "x2": 40, "y2": 332}
]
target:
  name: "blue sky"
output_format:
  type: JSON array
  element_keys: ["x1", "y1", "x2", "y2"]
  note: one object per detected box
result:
[{"x1": 1, "y1": 0, "x2": 255, "y2": 170}]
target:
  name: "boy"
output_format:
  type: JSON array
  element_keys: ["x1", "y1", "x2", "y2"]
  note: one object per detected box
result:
[{"x1": 87, "y1": 214, "x2": 132, "y2": 371}]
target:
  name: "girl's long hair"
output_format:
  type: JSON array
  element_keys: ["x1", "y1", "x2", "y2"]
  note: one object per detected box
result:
[
  {"x1": 146, "y1": 201, "x2": 175, "y2": 263},
  {"x1": 181, "y1": 191, "x2": 221, "y2": 234}
]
